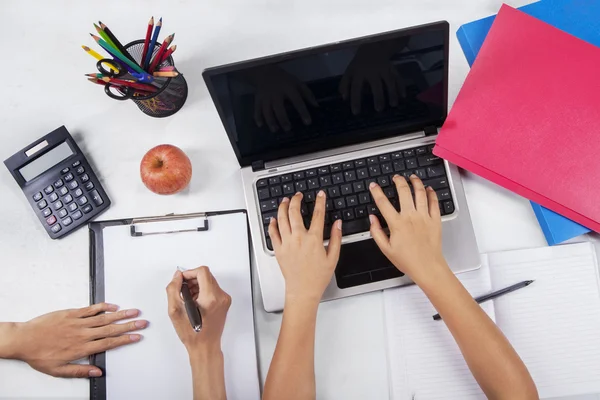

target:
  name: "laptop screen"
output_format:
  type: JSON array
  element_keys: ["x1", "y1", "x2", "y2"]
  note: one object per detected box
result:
[{"x1": 203, "y1": 22, "x2": 448, "y2": 168}]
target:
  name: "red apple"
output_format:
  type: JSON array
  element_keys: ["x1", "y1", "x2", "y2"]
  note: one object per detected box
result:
[{"x1": 140, "y1": 144, "x2": 192, "y2": 195}]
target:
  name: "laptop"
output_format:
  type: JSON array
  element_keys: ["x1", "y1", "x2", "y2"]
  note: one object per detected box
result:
[{"x1": 203, "y1": 21, "x2": 480, "y2": 312}]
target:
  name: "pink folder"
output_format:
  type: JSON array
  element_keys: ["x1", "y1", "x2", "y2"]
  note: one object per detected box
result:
[{"x1": 434, "y1": 4, "x2": 600, "y2": 233}]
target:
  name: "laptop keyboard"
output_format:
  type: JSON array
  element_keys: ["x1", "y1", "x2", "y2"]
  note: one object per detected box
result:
[{"x1": 256, "y1": 144, "x2": 455, "y2": 252}]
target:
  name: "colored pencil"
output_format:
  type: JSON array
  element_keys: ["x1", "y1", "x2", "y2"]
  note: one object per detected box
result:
[
  {"x1": 88, "y1": 78, "x2": 152, "y2": 96},
  {"x1": 144, "y1": 17, "x2": 162, "y2": 70},
  {"x1": 100, "y1": 76, "x2": 158, "y2": 92},
  {"x1": 158, "y1": 66, "x2": 176, "y2": 72},
  {"x1": 99, "y1": 21, "x2": 138, "y2": 65},
  {"x1": 158, "y1": 45, "x2": 177, "y2": 64},
  {"x1": 140, "y1": 17, "x2": 154, "y2": 72},
  {"x1": 82, "y1": 45, "x2": 119, "y2": 73},
  {"x1": 149, "y1": 34, "x2": 174, "y2": 72},
  {"x1": 90, "y1": 34, "x2": 146, "y2": 75},
  {"x1": 94, "y1": 23, "x2": 117, "y2": 49},
  {"x1": 153, "y1": 71, "x2": 179, "y2": 77}
]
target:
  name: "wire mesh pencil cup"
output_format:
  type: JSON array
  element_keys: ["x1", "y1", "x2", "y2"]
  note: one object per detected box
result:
[{"x1": 123, "y1": 39, "x2": 188, "y2": 118}]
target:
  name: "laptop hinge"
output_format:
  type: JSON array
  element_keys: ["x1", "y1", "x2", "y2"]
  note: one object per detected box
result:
[
  {"x1": 424, "y1": 125, "x2": 438, "y2": 136},
  {"x1": 251, "y1": 160, "x2": 265, "y2": 172}
]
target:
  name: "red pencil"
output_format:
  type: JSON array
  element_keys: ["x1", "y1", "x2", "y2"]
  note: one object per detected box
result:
[
  {"x1": 100, "y1": 77, "x2": 158, "y2": 92},
  {"x1": 159, "y1": 45, "x2": 177, "y2": 64},
  {"x1": 140, "y1": 17, "x2": 154, "y2": 71},
  {"x1": 149, "y1": 33, "x2": 174, "y2": 73}
]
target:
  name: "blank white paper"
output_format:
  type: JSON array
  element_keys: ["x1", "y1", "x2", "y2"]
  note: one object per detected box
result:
[
  {"x1": 383, "y1": 266, "x2": 495, "y2": 400},
  {"x1": 489, "y1": 242, "x2": 600, "y2": 399},
  {"x1": 102, "y1": 213, "x2": 260, "y2": 400}
]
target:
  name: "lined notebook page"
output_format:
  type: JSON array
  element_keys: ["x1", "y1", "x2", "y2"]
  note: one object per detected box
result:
[
  {"x1": 383, "y1": 265, "x2": 494, "y2": 400},
  {"x1": 489, "y1": 242, "x2": 600, "y2": 399}
]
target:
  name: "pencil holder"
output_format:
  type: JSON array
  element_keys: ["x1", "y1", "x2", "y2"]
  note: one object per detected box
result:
[{"x1": 123, "y1": 40, "x2": 188, "y2": 118}]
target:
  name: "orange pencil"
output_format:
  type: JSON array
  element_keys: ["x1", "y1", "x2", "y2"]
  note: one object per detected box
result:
[
  {"x1": 158, "y1": 45, "x2": 177, "y2": 64},
  {"x1": 148, "y1": 34, "x2": 174, "y2": 72}
]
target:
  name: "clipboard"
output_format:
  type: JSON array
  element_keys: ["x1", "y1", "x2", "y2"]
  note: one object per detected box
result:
[{"x1": 88, "y1": 209, "x2": 261, "y2": 400}]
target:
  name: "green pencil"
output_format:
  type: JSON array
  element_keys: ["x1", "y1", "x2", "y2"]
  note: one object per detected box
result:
[
  {"x1": 94, "y1": 23, "x2": 117, "y2": 49},
  {"x1": 90, "y1": 34, "x2": 145, "y2": 75}
]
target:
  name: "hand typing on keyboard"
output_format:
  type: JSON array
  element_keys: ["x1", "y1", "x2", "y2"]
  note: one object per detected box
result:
[
  {"x1": 368, "y1": 174, "x2": 448, "y2": 286},
  {"x1": 267, "y1": 191, "x2": 343, "y2": 305}
]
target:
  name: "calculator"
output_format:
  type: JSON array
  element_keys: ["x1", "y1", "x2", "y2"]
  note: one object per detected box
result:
[{"x1": 4, "y1": 126, "x2": 111, "y2": 239}]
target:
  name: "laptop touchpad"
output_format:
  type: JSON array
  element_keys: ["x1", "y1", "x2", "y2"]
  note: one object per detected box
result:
[{"x1": 335, "y1": 239, "x2": 404, "y2": 289}]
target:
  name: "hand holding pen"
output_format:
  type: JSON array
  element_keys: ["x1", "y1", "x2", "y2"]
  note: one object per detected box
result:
[{"x1": 166, "y1": 266, "x2": 232, "y2": 354}]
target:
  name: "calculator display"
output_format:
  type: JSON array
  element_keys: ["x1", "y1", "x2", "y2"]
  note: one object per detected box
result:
[{"x1": 19, "y1": 142, "x2": 74, "y2": 182}]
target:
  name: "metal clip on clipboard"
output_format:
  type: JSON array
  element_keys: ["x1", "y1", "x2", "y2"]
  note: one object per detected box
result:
[{"x1": 129, "y1": 212, "x2": 209, "y2": 237}]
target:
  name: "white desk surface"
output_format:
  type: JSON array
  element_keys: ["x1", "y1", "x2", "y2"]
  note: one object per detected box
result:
[{"x1": 0, "y1": 0, "x2": 598, "y2": 399}]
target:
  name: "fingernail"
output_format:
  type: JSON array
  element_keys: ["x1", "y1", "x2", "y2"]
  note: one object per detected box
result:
[
  {"x1": 130, "y1": 334, "x2": 142, "y2": 342},
  {"x1": 393, "y1": 174, "x2": 400, "y2": 180},
  {"x1": 173, "y1": 270, "x2": 178, "y2": 278},
  {"x1": 296, "y1": 192, "x2": 303, "y2": 197},
  {"x1": 410, "y1": 174, "x2": 417, "y2": 179},
  {"x1": 369, "y1": 215, "x2": 376, "y2": 224},
  {"x1": 369, "y1": 182, "x2": 377, "y2": 189},
  {"x1": 135, "y1": 320, "x2": 148, "y2": 329},
  {"x1": 317, "y1": 190, "x2": 325, "y2": 198},
  {"x1": 336, "y1": 220, "x2": 342, "y2": 230},
  {"x1": 125, "y1": 309, "x2": 139, "y2": 317},
  {"x1": 426, "y1": 186, "x2": 433, "y2": 192},
  {"x1": 270, "y1": 217, "x2": 276, "y2": 223},
  {"x1": 282, "y1": 197, "x2": 290, "y2": 203},
  {"x1": 89, "y1": 369, "x2": 102, "y2": 377},
  {"x1": 106, "y1": 304, "x2": 119, "y2": 312}
]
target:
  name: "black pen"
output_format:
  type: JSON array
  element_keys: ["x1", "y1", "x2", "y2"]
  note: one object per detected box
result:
[
  {"x1": 432, "y1": 280, "x2": 534, "y2": 321},
  {"x1": 179, "y1": 267, "x2": 203, "y2": 331}
]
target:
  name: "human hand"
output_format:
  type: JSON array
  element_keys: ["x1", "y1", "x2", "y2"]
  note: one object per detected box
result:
[
  {"x1": 10, "y1": 304, "x2": 147, "y2": 378},
  {"x1": 268, "y1": 191, "x2": 343, "y2": 305},
  {"x1": 368, "y1": 174, "x2": 449, "y2": 285},
  {"x1": 252, "y1": 66, "x2": 318, "y2": 132},
  {"x1": 166, "y1": 267, "x2": 231, "y2": 355},
  {"x1": 340, "y1": 48, "x2": 405, "y2": 115}
]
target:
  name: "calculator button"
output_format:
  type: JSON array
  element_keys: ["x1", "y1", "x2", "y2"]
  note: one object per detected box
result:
[
  {"x1": 53, "y1": 200, "x2": 63, "y2": 210},
  {"x1": 61, "y1": 167, "x2": 70, "y2": 174},
  {"x1": 49, "y1": 193, "x2": 59, "y2": 202},
  {"x1": 84, "y1": 181, "x2": 94, "y2": 191},
  {"x1": 89, "y1": 190, "x2": 104, "y2": 206},
  {"x1": 42, "y1": 208, "x2": 52, "y2": 217},
  {"x1": 78, "y1": 196, "x2": 88, "y2": 206},
  {"x1": 76, "y1": 166, "x2": 85, "y2": 175},
  {"x1": 64, "y1": 194, "x2": 73, "y2": 204},
  {"x1": 59, "y1": 187, "x2": 69, "y2": 196},
  {"x1": 51, "y1": 224, "x2": 62, "y2": 233},
  {"x1": 72, "y1": 160, "x2": 81, "y2": 167},
  {"x1": 62, "y1": 217, "x2": 73, "y2": 226},
  {"x1": 46, "y1": 215, "x2": 57, "y2": 226},
  {"x1": 64, "y1": 173, "x2": 74, "y2": 181},
  {"x1": 68, "y1": 180, "x2": 78, "y2": 190},
  {"x1": 53, "y1": 179, "x2": 64, "y2": 188},
  {"x1": 37, "y1": 199, "x2": 47, "y2": 209},
  {"x1": 82, "y1": 204, "x2": 93, "y2": 214},
  {"x1": 58, "y1": 209, "x2": 68, "y2": 218},
  {"x1": 72, "y1": 210, "x2": 83, "y2": 220},
  {"x1": 44, "y1": 185, "x2": 54, "y2": 194},
  {"x1": 33, "y1": 192, "x2": 43, "y2": 202},
  {"x1": 81, "y1": 174, "x2": 90, "y2": 183},
  {"x1": 74, "y1": 188, "x2": 83, "y2": 198},
  {"x1": 67, "y1": 202, "x2": 78, "y2": 212}
]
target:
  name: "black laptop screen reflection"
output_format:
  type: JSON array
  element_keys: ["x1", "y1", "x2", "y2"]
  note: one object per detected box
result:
[{"x1": 207, "y1": 28, "x2": 446, "y2": 163}]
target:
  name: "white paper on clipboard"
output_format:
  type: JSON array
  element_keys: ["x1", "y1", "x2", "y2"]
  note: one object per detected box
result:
[{"x1": 101, "y1": 212, "x2": 260, "y2": 400}]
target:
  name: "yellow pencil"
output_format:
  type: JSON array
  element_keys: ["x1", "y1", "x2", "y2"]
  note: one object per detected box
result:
[
  {"x1": 153, "y1": 71, "x2": 179, "y2": 77},
  {"x1": 82, "y1": 45, "x2": 118, "y2": 73}
]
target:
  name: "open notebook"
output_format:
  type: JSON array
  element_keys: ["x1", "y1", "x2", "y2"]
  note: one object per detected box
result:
[{"x1": 384, "y1": 242, "x2": 600, "y2": 400}]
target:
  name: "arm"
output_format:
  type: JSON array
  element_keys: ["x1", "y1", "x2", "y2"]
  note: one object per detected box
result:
[
  {"x1": 166, "y1": 267, "x2": 231, "y2": 400},
  {"x1": 0, "y1": 304, "x2": 147, "y2": 378},
  {"x1": 263, "y1": 191, "x2": 343, "y2": 400},
  {"x1": 368, "y1": 174, "x2": 539, "y2": 400}
]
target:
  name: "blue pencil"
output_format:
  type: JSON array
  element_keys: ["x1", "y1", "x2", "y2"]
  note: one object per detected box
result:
[{"x1": 144, "y1": 17, "x2": 162, "y2": 70}]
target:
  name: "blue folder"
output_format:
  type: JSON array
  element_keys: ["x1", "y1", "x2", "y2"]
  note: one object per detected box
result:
[{"x1": 456, "y1": 0, "x2": 595, "y2": 245}]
